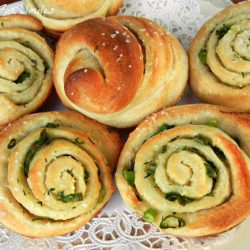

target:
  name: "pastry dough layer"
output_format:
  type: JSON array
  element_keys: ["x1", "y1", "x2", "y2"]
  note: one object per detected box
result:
[
  {"x1": 116, "y1": 104, "x2": 250, "y2": 237},
  {"x1": 189, "y1": 2, "x2": 250, "y2": 111},
  {"x1": 0, "y1": 14, "x2": 53, "y2": 126},
  {"x1": 0, "y1": 111, "x2": 122, "y2": 238},
  {"x1": 23, "y1": 0, "x2": 123, "y2": 35},
  {"x1": 54, "y1": 16, "x2": 188, "y2": 127}
]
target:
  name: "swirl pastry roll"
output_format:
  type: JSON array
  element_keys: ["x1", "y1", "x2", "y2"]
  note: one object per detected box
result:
[
  {"x1": 54, "y1": 16, "x2": 188, "y2": 128},
  {"x1": 0, "y1": 111, "x2": 122, "y2": 238},
  {"x1": 190, "y1": 2, "x2": 250, "y2": 111},
  {"x1": 23, "y1": 0, "x2": 123, "y2": 35},
  {"x1": 116, "y1": 104, "x2": 250, "y2": 237},
  {"x1": 0, "y1": 15, "x2": 53, "y2": 127}
]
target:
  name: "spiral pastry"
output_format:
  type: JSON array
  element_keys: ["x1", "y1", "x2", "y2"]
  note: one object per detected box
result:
[
  {"x1": 54, "y1": 16, "x2": 188, "y2": 128},
  {"x1": 23, "y1": 0, "x2": 123, "y2": 35},
  {"x1": 189, "y1": 2, "x2": 250, "y2": 111},
  {"x1": 0, "y1": 111, "x2": 122, "y2": 238},
  {"x1": 116, "y1": 104, "x2": 250, "y2": 237},
  {"x1": 0, "y1": 14, "x2": 53, "y2": 127}
]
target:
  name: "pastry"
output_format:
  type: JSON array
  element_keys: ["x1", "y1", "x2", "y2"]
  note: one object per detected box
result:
[
  {"x1": 0, "y1": 111, "x2": 122, "y2": 237},
  {"x1": 0, "y1": 14, "x2": 53, "y2": 127},
  {"x1": 116, "y1": 104, "x2": 250, "y2": 237},
  {"x1": 189, "y1": 2, "x2": 250, "y2": 111},
  {"x1": 54, "y1": 16, "x2": 188, "y2": 128},
  {"x1": 23, "y1": 0, "x2": 123, "y2": 35}
]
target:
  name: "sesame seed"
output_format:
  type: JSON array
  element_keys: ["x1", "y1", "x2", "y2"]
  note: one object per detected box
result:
[
  {"x1": 117, "y1": 86, "x2": 122, "y2": 91},
  {"x1": 101, "y1": 33, "x2": 105, "y2": 36},
  {"x1": 84, "y1": 69, "x2": 88, "y2": 73},
  {"x1": 116, "y1": 57, "x2": 121, "y2": 62},
  {"x1": 128, "y1": 65, "x2": 132, "y2": 68},
  {"x1": 71, "y1": 92, "x2": 74, "y2": 96},
  {"x1": 122, "y1": 32, "x2": 127, "y2": 35},
  {"x1": 126, "y1": 39, "x2": 130, "y2": 43},
  {"x1": 119, "y1": 54, "x2": 123, "y2": 57},
  {"x1": 102, "y1": 42, "x2": 106, "y2": 46},
  {"x1": 113, "y1": 45, "x2": 118, "y2": 51},
  {"x1": 146, "y1": 33, "x2": 149, "y2": 36},
  {"x1": 115, "y1": 31, "x2": 119, "y2": 34},
  {"x1": 111, "y1": 34, "x2": 116, "y2": 38}
]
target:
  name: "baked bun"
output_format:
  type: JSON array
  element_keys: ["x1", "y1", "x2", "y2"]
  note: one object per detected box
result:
[
  {"x1": 54, "y1": 16, "x2": 188, "y2": 128},
  {"x1": 23, "y1": 0, "x2": 123, "y2": 35},
  {"x1": 0, "y1": 14, "x2": 53, "y2": 127},
  {"x1": 0, "y1": 111, "x2": 122, "y2": 238},
  {"x1": 189, "y1": 2, "x2": 250, "y2": 111},
  {"x1": 116, "y1": 104, "x2": 250, "y2": 237}
]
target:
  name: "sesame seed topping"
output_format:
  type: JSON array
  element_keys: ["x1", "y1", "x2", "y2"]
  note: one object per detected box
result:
[
  {"x1": 128, "y1": 65, "x2": 132, "y2": 68},
  {"x1": 102, "y1": 42, "x2": 106, "y2": 46},
  {"x1": 101, "y1": 33, "x2": 105, "y2": 36},
  {"x1": 119, "y1": 54, "x2": 123, "y2": 57},
  {"x1": 115, "y1": 31, "x2": 119, "y2": 34},
  {"x1": 111, "y1": 34, "x2": 116, "y2": 39},
  {"x1": 113, "y1": 45, "x2": 118, "y2": 51},
  {"x1": 84, "y1": 69, "x2": 88, "y2": 73},
  {"x1": 126, "y1": 39, "x2": 130, "y2": 43},
  {"x1": 70, "y1": 92, "x2": 74, "y2": 96},
  {"x1": 117, "y1": 86, "x2": 122, "y2": 91},
  {"x1": 116, "y1": 57, "x2": 121, "y2": 62}
]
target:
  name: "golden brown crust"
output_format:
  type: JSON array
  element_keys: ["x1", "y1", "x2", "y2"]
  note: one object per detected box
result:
[
  {"x1": 189, "y1": 2, "x2": 250, "y2": 111},
  {"x1": 0, "y1": 14, "x2": 54, "y2": 127},
  {"x1": 116, "y1": 104, "x2": 250, "y2": 237},
  {"x1": 0, "y1": 111, "x2": 121, "y2": 238},
  {"x1": 23, "y1": 0, "x2": 123, "y2": 35},
  {"x1": 54, "y1": 16, "x2": 188, "y2": 127}
]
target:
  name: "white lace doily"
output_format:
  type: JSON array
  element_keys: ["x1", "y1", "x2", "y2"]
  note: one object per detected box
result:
[{"x1": 0, "y1": 1, "x2": 241, "y2": 250}]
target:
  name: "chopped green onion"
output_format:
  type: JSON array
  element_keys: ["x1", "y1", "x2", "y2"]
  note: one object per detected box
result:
[
  {"x1": 206, "y1": 120, "x2": 218, "y2": 127},
  {"x1": 24, "y1": 129, "x2": 52, "y2": 177},
  {"x1": 15, "y1": 71, "x2": 30, "y2": 84},
  {"x1": 144, "y1": 161, "x2": 157, "y2": 178},
  {"x1": 216, "y1": 24, "x2": 230, "y2": 39},
  {"x1": 45, "y1": 123, "x2": 59, "y2": 128},
  {"x1": 199, "y1": 48, "x2": 207, "y2": 64},
  {"x1": 165, "y1": 192, "x2": 194, "y2": 206},
  {"x1": 144, "y1": 208, "x2": 158, "y2": 222},
  {"x1": 7, "y1": 138, "x2": 16, "y2": 149},
  {"x1": 123, "y1": 170, "x2": 135, "y2": 186},
  {"x1": 57, "y1": 191, "x2": 83, "y2": 203},
  {"x1": 160, "y1": 215, "x2": 186, "y2": 229},
  {"x1": 75, "y1": 137, "x2": 84, "y2": 145},
  {"x1": 204, "y1": 162, "x2": 217, "y2": 179},
  {"x1": 194, "y1": 135, "x2": 211, "y2": 146},
  {"x1": 84, "y1": 170, "x2": 89, "y2": 181},
  {"x1": 162, "y1": 145, "x2": 167, "y2": 153},
  {"x1": 151, "y1": 124, "x2": 175, "y2": 137}
]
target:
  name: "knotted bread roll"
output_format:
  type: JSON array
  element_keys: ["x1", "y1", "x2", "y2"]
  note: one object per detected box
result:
[
  {"x1": 116, "y1": 104, "x2": 250, "y2": 237},
  {"x1": 189, "y1": 2, "x2": 250, "y2": 111},
  {"x1": 0, "y1": 14, "x2": 53, "y2": 127},
  {"x1": 0, "y1": 111, "x2": 122, "y2": 237},
  {"x1": 54, "y1": 16, "x2": 188, "y2": 128},
  {"x1": 23, "y1": 0, "x2": 123, "y2": 35}
]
